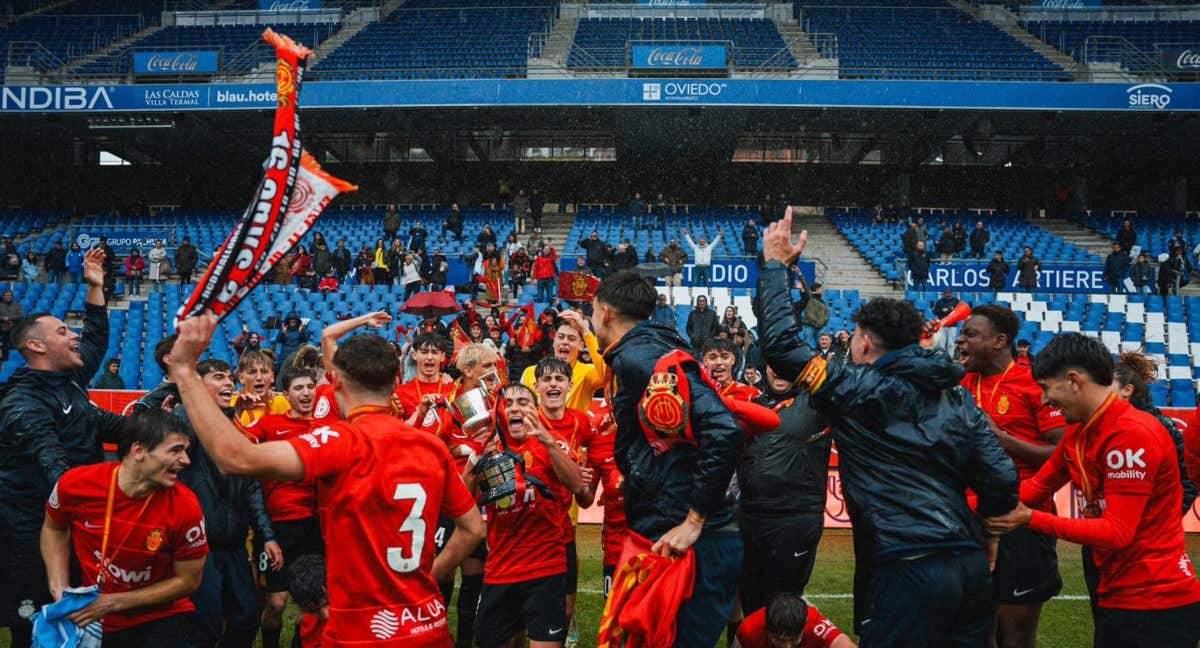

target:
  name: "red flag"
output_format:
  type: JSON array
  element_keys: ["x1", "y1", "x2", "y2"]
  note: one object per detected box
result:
[
  {"x1": 476, "y1": 274, "x2": 500, "y2": 305},
  {"x1": 557, "y1": 271, "x2": 600, "y2": 302},
  {"x1": 449, "y1": 319, "x2": 472, "y2": 350},
  {"x1": 514, "y1": 304, "x2": 540, "y2": 348}
]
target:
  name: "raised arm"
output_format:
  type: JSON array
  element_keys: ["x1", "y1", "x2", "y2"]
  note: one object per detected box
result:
[{"x1": 320, "y1": 311, "x2": 392, "y2": 371}]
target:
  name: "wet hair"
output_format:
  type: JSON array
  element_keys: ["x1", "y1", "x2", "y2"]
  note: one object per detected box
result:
[
  {"x1": 1031, "y1": 333, "x2": 1114, "y2": 386},
  {"x1": 279, "y1": 365, "x2": 319, "y2": 391},
  {"x1": 287, "y1": 554, "x2": 327, "y2": 613},
  {"x1": 117, "y1": 410, "x2": 191, "y2": 459},
  {"x1": 412, "y1": 332, "x2": 447, "y2": 353},
  {"x1": 154, "y1": 335, "x2": 178, "y2": 373},
  {"x1": 594, "y1": 270, "x2": 656, "y2": 321},
  {"x1": 237, "y1": 349, "x2": 272, "y2": 374},
  {"x1": 765, "y1": 593, "x2": 809, "y2": 637},
  {"x1": 970, "y1": 304, "x2": 1020, "y2": 347},
  {"x1": 534, "y1": 357, "x2": 572, "y2": 380},
  {"x1": 701, "y1": 337, "x2": 738, "y2": 357},
  {"x1": 289, "y1": 344, "x2": 322, "y2": 373},
  {"x1": 851, "y1": 298, "x2": 924, "y2": 352},
  {"x1": 196, "y1": 358, "x2": 232, "y2": 377},
  {"x1": 332, "y1": 334, "x2": 400, "y2": 394},
  {"x1": 455, "y1": 343, "x2": 499, "y2": 372},
  {"x1": 11, "y1": 313, "x2": 51, "y2": 359},
  {"x1": 1016, "y1": 339, "x2": 1031, "y2": 349},
  {"x1": 1114, "y1": 351, "x2": 1158, "y2": 404},
  {"x1": 501, "y1": 382, "x2": 537, "y2": 403}
]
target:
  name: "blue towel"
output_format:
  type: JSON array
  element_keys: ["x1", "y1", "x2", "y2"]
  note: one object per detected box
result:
[{"x1": 31, "y1": 586, "x2": 103, "y2": 648}]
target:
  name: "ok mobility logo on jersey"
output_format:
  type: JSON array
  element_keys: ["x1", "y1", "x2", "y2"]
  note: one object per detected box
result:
[
  {"x1": 642, "y1": 81, "x2": 728, "y2": 102},
  {"x1": 1127, "y1": 83, "x2": 1172, "y2": 110}
]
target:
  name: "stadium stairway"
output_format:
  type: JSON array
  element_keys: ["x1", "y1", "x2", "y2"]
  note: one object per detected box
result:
[
  {"x1": 61, "y1": 23, "x2": 164, "y2": 76},
  {"x1": 537, "y1": 208, "x2": 575, "y2": 254},
  {"x1": 801, "y1": 212, "x2": 901, "y2": 297},
  {"x1": 1035, "y1": 217, "x2": 1115, "y2": 260},
  {"x1": 954, "y1": 1, "x2": 1080, "y2": 78},
  {"x1": 309, "y1": 0, "x2": 401, "y2": 68}
]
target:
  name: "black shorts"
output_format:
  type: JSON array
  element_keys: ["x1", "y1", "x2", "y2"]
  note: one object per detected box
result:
[
  {"x1": 603, "y1": 565, "x2": 615, "y2": 598},
  {"x1": 738, "y1": 513, "x2": 823, "y2": 614},
  {"x1": 992, "y1": 526, "x2": 1062, "y2": 605},
  {"x1": 257, "y1": 518, "x2": 324, "y2": 593},
  {"x1": 0, "y1": 535, "x2": 51, "y2": 628},
  {"x1": 1094, "y1": 601, "x2": 1200, "y2": 648},
  {"x1": 565, "y1": 540, "x2": 578, "y2": 594},
  {"x1": 434, "y1": 515, "x2": 488, "y2": 561},
  {"x1": 475, "y1": 573, "x2": 567, "y2": 646},
  {"x1": 103, "y1": 613, "x2": 186, "y2": 648}
]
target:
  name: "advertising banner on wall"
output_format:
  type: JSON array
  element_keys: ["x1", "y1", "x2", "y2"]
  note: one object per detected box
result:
[
  {"x1": 133, "y1": 50, "x2": 219, "y2": 75},
  {"x1": 631, "y1": 44, "x2": 727, "y2": 69},
  {"x1": 906, "y1": 260, "x2": 1110, "y2": 294}
]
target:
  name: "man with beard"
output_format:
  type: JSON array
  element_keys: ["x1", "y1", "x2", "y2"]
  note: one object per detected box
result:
[
  {"x1": 174, "y1": 359, "x2": 279, "y2": 648},
  {"x1": 533, "y1": 358, "x2": 597, "y2": 647},
  {"x1": 245, "y1": 367, "x2": 324, "y2": 648},
  {"x1": 40, "y1": 410, "x2": 208, "y2": 645},
  {"x1": 955, "y1": 305, "x2": 1065, "y2": 648},
  {"x1": 394, "y1": 333, "x2": 456, "y2": 434},
  {"x1": 520, "y1": 310, "x2": 606, "y2": 414},
  {"x1": 471, "y1": 383, "x2": 582, "y2": 648}
]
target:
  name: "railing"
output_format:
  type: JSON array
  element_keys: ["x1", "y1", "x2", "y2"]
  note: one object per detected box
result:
[
  {"x1": 1153, "y1": 41, "x2": 1200, "y2": 80},
  {"x1": 6, "y1": 41, "x2": 66, "y2": 74},
  {"x1": 1082, "y1": 35, "x2": 1163, "y2": 76}
]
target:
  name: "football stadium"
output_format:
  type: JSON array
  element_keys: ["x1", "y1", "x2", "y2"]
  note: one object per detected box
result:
[{"x1": 0, "y1": 0, "x2": 1199, "y2": 646}]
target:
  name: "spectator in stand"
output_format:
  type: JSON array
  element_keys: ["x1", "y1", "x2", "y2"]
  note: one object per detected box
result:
[
  {"x1": 1017, "y1": 247, "x2": 1040, "y2": 292},
  {"x1": 44, "y1": 241, "x2": 66, "y2": 285},
  {"x1": 408, "y1": 220, "x2": 429, "y2": 254},
  {"x1": 148, "y1": 240, "x2": 169, "y2": 291},
  {"x1": 20, "y1": 251, "x2": 39, "y2": 285},
  {"x1": 354, "y1": 245, "x2": 373, "y2": 287},
  {"x1": 65, "y1": 242, "x2": 84, "y2": 284},
  {"x1": 428, "y1": 249, "x2": 449, "y2": 291},
  {"x1": 318, "y1": 273, "x2": 339, "y2": 293},
  {"x1": 274, "y1": 314, "x2": 309, "y2": 372},
  {"x1": 988, "y1": 251, "x2": 1009, "y2": 295},
  {"x1": 530, "y1": 189, "x2": 545, "y2": 232},
  {"x1": 580, "y1": 231, "x2": 610, "y2": 279},
  {"x1": 643, "y1": 246, "x2": 657, "y2": 264},
  {"x1": 275, "y1": 252, "x2": 295, "y2": 287},
  {"x1": 1103, "y1": 242, "x2": 1131, "y2": 294},
  {"x1": 0, "y1": 289, "x2": 22, "y2": 361},
  {"x1": 684, "y1": 228, "x2": 722, "y2": 289},
  {"x1": 399, "y1": 253, "x2": 422, "y2": 300},
  {"x1": 907, "y1": 240, "x2": 932, "y2": 295},
  {"x1": 371, "y1": 240, "x2": 389, "y2": 286},
  {"x1": 383, "y1": 204, "x2": 400, "y2": 241},
  {"x1": 478, "y1": 224, "x2": 497, "y2": 250},
  {"x1": 614, "y1": 240, "x2": 639, "y2": 272},
  {"x1": 0, "y1": 237, "x2": 19, "y2": 280},
  {"x1": 385, "y1": 239, "x2": 404, "y2": 287},
  {"x1": 936, "y1": 226, "x2": 957, "y2": 260},
  {"x1": 931, "y1": 289, "x2": 962, "y2": 356},
  {"x1": 175, "y1": 237, "x2": 198, "y2": 288},
  {"x1": 951, "y1": 222, "x2": 968, "y2": 255},
  {"x1": 94, "y1": 357, "x2": 125, "y2": 389},
  {"x1": 720, "y1": 305, "x2": 745, "y2": 334},
  {"x1": 660, "y1": 238, "x2": 688, "y2": 303},
  {"x1": 291, "y1": 245, "x2": 313, "y2": 286},
  {"x1": 687, "y1": 294, "x2": 720, "y2": 352},
  {"x1": 1131, "y1": 252, "x2": 1155, "y2": 296},
  {"x1": 1116, "y1": 219, "x2": 1136, "y2": 254},
  {"x1": 509, "y1": 244, "x2": 531, "y2": 298},
  {"x1": 628, "y1": 191, "x2": 647, "y2": 232},
  {"x1": 914, "y1": 216, "x2": 929, "y2": 245},
  {"x1": 233, "y1": 329, "x2": 263, "y2": 357},
  {"x1": 444, "y1": 203, "x2": 464, "y2": 241},
  {"x1": 311, "y1": 240, "x2": 331, "y2": 278},
  {"x1": 513, "y1": 189, "x2": 531, "y2": 234},
  {"x1": 1160, "y1": 249, "x2": 1186, "y2": 297},
  {"x1": 742, "y1": 219, "x2": 760, "y2": 256},
  {"x1": 901, "y1": 223, "x2": 919, "y2": 256},
  {"x1": 1015, "y1": 339, "x2": 1032, "y2": 367},
  {"x1": 651, "y1": 292, "x2": 676, "y2": 326},
  {"x1": 653, "y1": 193, "x2": 669, "y2": 231},
  {"x1": 969, "y1": 221, "x2": 990, "y2": 259},
  {"x1": 331, "y1": 240, "x2": 351, "y2": 280},
  {"x1": 125, "y1": 248, "x2": 145, "y2": 296},
  {"x1": 533, "y1": 244, "x2": 559, "y2": 303}
]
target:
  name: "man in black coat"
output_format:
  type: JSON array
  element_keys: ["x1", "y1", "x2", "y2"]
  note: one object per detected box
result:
[
  {"x1": 590, "y1": 270, "x2": 743, "y2": 647},
  {"x1": 757, "y1": 209, "x2": 1019, "y2": 646},
  {"x1": 969, "y1": 221, "x2": 990, "y2": 258},
  {"x1": 0, "y1": 249, "x2": 124, "y2": 648},
  {"x1": 907, "y1": 240, "x2": 933, "y2": 294},
  {"x1": 686, "y1": 294, "x2": 720, "y2": 352},
  {"x1": 43, "y1": 241, "x2": 67, "y2": 285},
  {"x1": 1103, "y1": 241, "x2": 1131, "y2": 294},
  {"x1": 1116, "y1": 219, "x2": 1136, "y2": 254},
  {"x1": 331, "y1": 239, "x2": 352, "y2": 280},
  {"x1": 175, "y1": 236, "x2": 199, "y2": 289}
]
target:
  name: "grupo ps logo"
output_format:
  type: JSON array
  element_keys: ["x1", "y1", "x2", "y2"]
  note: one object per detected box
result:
[
  {"x1": 1127, "y1": 83, "x2": 1172, "y2": 110},
  {"x1": 641, "y1": 81, "x2": 727, "y2": 103}
]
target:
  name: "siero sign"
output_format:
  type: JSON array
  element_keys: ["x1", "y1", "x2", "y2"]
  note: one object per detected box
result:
[
  {"x1": 260, "y1": 0, "x2": 321, "y2": 9},
  {"x1": 1161, "y1": 49, "x2": 1200, "y2": 72},
  {"x1": 1127, "y1": 83, "x2": 1173, "y2": 110},
  {"x1": 906, "y1": 261, "x2": 1110, "y2": 294},
  {"x1": 632, "y1": 45, "x2": 726, "y2": 70},
  {"x1": 133, "y1": 51, "x2": 218, "y2": 75}
]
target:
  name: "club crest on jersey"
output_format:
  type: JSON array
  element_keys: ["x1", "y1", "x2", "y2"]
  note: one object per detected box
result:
[
  {"x1": 639, "y1": 371, "x2": 687, "y2": 438},
  {"x1": 314, "y1": 396, "x2": 330, "y2": 419},
  {"x1": 145, "y1": 529, "x2": 164, "y2": 552},
  {"x1": 996, "y1": 395, "x2": 1010, "y2": 415},
  {"x1": 17, "y1": 599, "x2": 35, "y2": 619}
]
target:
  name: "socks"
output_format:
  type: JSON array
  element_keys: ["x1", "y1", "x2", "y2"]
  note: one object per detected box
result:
[
  {"x1": 456, "y1": 574, "x2": 484, "y2": 647},
  {"x1": 261, "y1": 625, "x2": 282, "y2": 648}
]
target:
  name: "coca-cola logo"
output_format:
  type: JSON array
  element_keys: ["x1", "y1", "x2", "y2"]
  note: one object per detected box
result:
[
  {"x1": 1176, "y1": 50, "x2": 1200, "y2": 69},
  {"x1": 646, "y1": 47, "x2": 706, "y2": 67},
  {"x1": 1040, "y1": 0, "x2": 1089, "y2": 8},
  {"x1": 267, "y1": 0, "x2": 313, "y2": 9},
  {"x1": 145, "y1": 53, "x2": 203, "y2": 73}
]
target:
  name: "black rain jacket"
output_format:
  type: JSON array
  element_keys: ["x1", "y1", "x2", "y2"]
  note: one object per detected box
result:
[{"x1": 738, "y1": 391, "x2": 832, "y2": 520}]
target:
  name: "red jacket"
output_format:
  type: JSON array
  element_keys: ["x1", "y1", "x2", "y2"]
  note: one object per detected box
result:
[
  {"x1": 532, "y1": 250, "x2": 558, "y2": 281},
  {"x1": 124, "y1": 256, "x2": 144, "y2": 276}
]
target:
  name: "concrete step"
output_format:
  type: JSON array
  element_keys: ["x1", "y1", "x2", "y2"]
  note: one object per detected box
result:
[{"x1": 953, "y1": 0, "x2": 1081, "y2": 78}]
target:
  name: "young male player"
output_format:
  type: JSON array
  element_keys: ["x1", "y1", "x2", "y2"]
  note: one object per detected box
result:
[
  {"x1": 956, "y1": 305, "x2": 1065, "y2": 648},
  {"x1": 734, "y1": 594, "x2": 855, "y2": 648},
  {"x1": 985, "y1": 333, "x2": 1200, "y2": 647},
  {"x1": 580, "y1": 407, "x2": 626, "y2": 598},
  {"x1": 245, "y1": 367, "x2": 324, "y2": 648},
  {"x1": 231, "y1": 350, "x2": 290, "y2": 427},
  {"x1": 314, "y1": 311, "x2": 396, "y2": 425},
  {"x1": 395, "y1": 333, "x2": 456, "y2": 434},
  {"x1": 473, "y1": 383, "x2": 582, "y2": 648},
  {"x1": 521, "y1": 310, "x2": 606, "y2": 413},
  {"x1": 532, "y1": 358, "x2": 596, "y2": 642},
  {"x1": 41, "y1": 410, "x2": 208, "y2": 645},
  {"x1": 702, "y1": 338, "x2": 761, "y2": 401},
  {"x1": 170, "y1": 314, "x2": 485, "y2": 646}
]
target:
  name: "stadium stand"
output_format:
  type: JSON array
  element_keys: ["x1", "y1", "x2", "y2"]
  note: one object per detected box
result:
[
  {"x1": 1023, "y1": 17, "x2": 1200, "y2": 65},
  {"x1": 568, "y1": 17, "x2": 796, "y2": 69},
  {"x1": 1071, "y1": 214, "x2": 1200, "y2": 259},
  {"x1": 311, "y1": 3, "x2": 557, "y2": 80},
  {"x1": 829, "y1": 209, "x2": 1099, "y2": 283},
  {"x1": 0, "y1": 14, "x2": 146, "y2": 82},
  {"x1": 796, "y1": 0, "x2": 1070, "y2": 80},
  {"x1": 564, "y1": 205, "x2": 759, "y2": 257}
]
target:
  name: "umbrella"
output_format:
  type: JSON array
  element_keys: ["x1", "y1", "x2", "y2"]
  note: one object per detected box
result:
[
  {"x1": 636, "y1": 262, "x2": 674, "y2": 279},
  {"x1": 400, "y1": 290, "x2": 462, "y2": 318}
]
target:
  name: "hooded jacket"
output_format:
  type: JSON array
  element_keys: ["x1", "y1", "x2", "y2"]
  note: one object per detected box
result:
[
  {"x1": 602, "y1": 321, "x2": 743, "y2": 538},
  {"x1": 0, "y1": 304, "x2": 125, "y2": 539},
  {"x1": 757, "y1": 262, "x2": 1018, "y2": 557},
  {"x1": 738, "y1": 391, "x2": 831, "y2": 519}
]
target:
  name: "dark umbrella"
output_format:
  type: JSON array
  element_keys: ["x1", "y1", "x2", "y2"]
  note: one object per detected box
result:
[
  {"x1": 400, "y1": 290, "x2": 462, "y2": 318},
  {"x1": 636, "y1": 262, "x2": 674, "y2": 279}
]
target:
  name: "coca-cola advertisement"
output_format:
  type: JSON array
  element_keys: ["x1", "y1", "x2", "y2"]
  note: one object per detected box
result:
[
  {"x1": 132, "y1": 50, "x2": 219, "y2": 75},
  {"x1": 1162, "y1": 49, "x2": 1200, "y2": 72},
  {"x1": 259, "y1": 0, "x2": 321, "y2": 9},
  {"x1": 1037, "y1": 0, "x2": 1101, "y2": 8},
  {"x1": 631, "y1": 44, "x2": 727, "y2": 70}
]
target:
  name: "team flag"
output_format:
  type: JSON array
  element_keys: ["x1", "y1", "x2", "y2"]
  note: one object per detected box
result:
[{"x1": 558, "y1": 271, "x2": 601, "y2": 302}]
